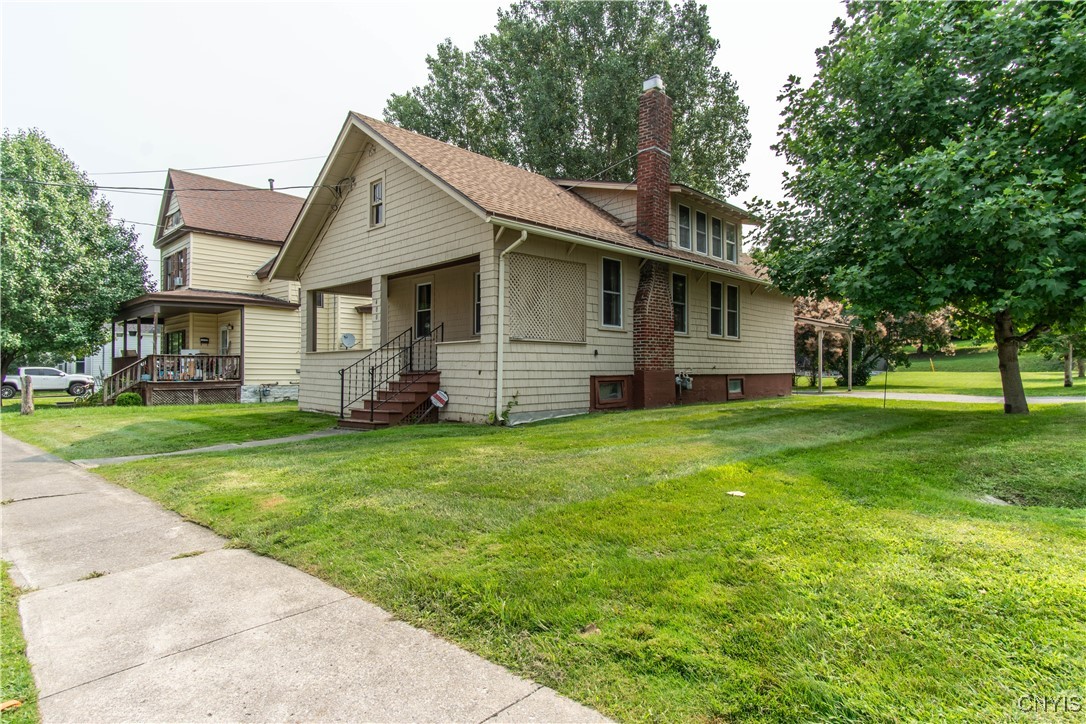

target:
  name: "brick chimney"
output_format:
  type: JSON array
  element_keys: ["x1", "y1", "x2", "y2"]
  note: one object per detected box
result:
[{"x1": 632, "y1": 75, "x2": 675, "y2": 409}]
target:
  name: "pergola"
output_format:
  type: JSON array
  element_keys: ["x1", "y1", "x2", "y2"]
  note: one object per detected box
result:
[{"x1": 795, "y1": 316, "x2": 854, "y2": 393}]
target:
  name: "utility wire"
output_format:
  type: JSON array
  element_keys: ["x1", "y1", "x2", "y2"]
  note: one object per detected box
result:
[{"x1": 88, "y1": 155, "x2": 326, "y2": 176}]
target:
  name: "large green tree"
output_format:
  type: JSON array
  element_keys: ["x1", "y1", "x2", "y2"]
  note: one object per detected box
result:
[
  {"x1": 756, "y1": 1, "x2": 1086, "y2": 413},
  {"x1": 385, "y1": 0, "x2": 751, "y2": 197},
  {"x1": 1, "y1": 129, "x2": 152, "y2": 377}
]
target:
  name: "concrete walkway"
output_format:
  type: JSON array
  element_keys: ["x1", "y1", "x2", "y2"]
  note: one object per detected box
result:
[
  {"x1": 799, "y1": 390, "x2": 1085, "y2": 404},
  {"x1": 72, "y1": 427, "x2": 356, "y2": 468},
  {"x1": 1, "y1": 434, "x2": 607, "y2": 723}
]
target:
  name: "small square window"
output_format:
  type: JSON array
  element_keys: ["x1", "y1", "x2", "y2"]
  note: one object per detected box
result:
[
  {"x1": 728, "y1": 378, "x2": 744, "y2": 396},
  {"x1": 591, "y1": 375, "x2": 631, "y2": 410},
  {"x1": 598, "y1": 380, "x2": 624, "y2": 401}
]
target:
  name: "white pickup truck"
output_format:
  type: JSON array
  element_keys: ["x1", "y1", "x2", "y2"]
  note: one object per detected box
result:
[{"x1": 1, "y1": 367, "x2": 96, "y2": 398}]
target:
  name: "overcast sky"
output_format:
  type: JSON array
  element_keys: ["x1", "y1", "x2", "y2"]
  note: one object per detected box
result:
[{"x1": 2, "y1": 1, "x2": 842, "y2": 281}]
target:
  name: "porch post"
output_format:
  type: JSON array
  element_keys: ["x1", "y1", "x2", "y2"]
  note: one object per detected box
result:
[
  {"x1": 817, "y1": 328, "x2": 824, "y2": 394},
  {"x1": 152, "y1": 311, "x2": 159, "y2": 356},
  {"x1": 371, "y1": 275, "x2": 387, "y2": 348},
  {"x1": 847, "y1": 333, "x2": 853, "y2": 392},
  {"x1": 136, "y1": 317, "x2": 143, "y2": 358},
  {"x1": 123, "y1": 319, "x2": 129, "y2": 356},
  {"x1": 111, "y1": 320, "x2": 117, "y2": 360}
]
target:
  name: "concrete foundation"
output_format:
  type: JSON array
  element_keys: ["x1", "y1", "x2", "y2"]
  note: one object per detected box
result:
[{"x1": 240, "y1": 384, "x2": 299, "y2": 404}]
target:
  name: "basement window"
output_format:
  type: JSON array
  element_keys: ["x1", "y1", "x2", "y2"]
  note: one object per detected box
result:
[
  {"x1": 728, "y1": 378, "x2": 744, "y2": 397},
  {"x1": 591, "y1": 375, "x2": 631, "y2": 410}
]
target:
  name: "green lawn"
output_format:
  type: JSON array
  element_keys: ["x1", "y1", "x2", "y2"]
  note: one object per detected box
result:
[
  {"x1": 0, "y1": 401, "x2": 336, "y2": 460},
  {"x1": 800, "y1": 346, "x2": 1085, "y2": 397},
  {"x1": 1, "y1": 563, "x2": 39, "y2": 724},
  {"x1": 93, "y1": 398, "x2": 1085, "y2": 722}
]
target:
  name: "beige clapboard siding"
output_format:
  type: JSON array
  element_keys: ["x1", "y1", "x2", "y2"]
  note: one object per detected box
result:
[
  {"x1": 298, "y1": 349, "x2": 371, "y2": 413},
  {"x1": 243, "y1": 306, "x2": 301, "y2": 385},
  {"x1": 673, "y1": 277, "x2": 794, "y2": 374},
  {"x1": 573, "y1": 188, "x2": 637, "y2": 226},
  {"x1": 313, "y1": 294, "x2": 371, "y2": 351},
  {"x1": 299, "y1": 142, "x2": 493, "y2": 293},
  {"x1": 499, "y1": 235, "x2": 637, "y2": 416},
  {"x1": 435, "y1": 340, "x2": 495, "y2": 422},
  {"x1": 387, "y1": 262, "x2": 479, "y2": 343},
  {"x1": 188, "y1": 233, "x2": 279, "y2": 293},
  {"x1": 263, "y1": 277, "x2": 299, "y2": 304}
]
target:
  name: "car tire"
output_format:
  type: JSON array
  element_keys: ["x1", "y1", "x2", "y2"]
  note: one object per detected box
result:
[
  {"x1": 1, "y1": 384, "x2": 16, "y2": 399},
  {"x1": 68, "y1": 382, "x2": 90, "y2": 397}
]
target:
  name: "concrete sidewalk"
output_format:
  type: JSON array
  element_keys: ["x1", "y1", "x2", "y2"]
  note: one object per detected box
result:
[{"x1": 1, "y1": 434, "x2": 607, "y2": 723}]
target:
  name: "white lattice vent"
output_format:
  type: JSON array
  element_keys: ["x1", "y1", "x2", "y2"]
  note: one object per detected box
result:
[{"x1": 507, "y1": 253, "x2": 586, "y2": 342}]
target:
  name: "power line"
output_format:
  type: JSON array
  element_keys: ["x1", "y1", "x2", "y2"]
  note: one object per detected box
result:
[
  {"x1": 1, "y1": 177, "x2": 322, "y2": 203},
  {"x1": 88, "y1": 155, "x2": 326, "y2": 176}
]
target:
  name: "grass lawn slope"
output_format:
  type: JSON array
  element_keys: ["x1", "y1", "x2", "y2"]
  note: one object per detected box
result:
[
  {"x1": 1, "y1": 562, "x2": 39, "y2": 723},
  {"x1": 0, "y1": 401, "x2": 336, "y2": 460},
  {"x1": 97, "y1": 397, "x2": 1085, "y2": 721}
]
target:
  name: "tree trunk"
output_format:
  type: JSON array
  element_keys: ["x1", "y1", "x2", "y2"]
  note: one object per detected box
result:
[
  {"x1": 994, "y1": 311, "x2": 1029, "y2": 414},
  {"x1": 20, "y1": 375, "x2": 34, "y2": 416},
  {"x1": 1065, "y1": 343, "x2": 1073, "y2": 387},
  {"x1": 1077, "y1": 357, "x2": 1085, "y2": 379}
]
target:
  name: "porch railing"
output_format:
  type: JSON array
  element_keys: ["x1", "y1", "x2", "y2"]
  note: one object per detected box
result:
[
  {"x1": 339, "y1": 324, "x2": 444, "y2": 420},
  {"x1": 102, "y1": 354, "x2": 241, "y2": 403}
]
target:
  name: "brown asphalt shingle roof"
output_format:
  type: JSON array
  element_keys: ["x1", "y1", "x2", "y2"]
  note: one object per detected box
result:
[
  {"x1": 351, "y1": 113, "x2": 767, "y2": 282},
  {"x1": 167, "y1": 169, "x2": 304, "y2": 244}
]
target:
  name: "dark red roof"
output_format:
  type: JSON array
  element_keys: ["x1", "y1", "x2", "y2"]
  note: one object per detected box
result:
[{"x1": 166, "y1": 169, "x2": 304, "y2": 244}]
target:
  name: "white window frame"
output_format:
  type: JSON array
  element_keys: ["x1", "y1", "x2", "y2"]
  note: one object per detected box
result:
[
  {"x1": 709, "y1": 280, "x2": 724, "y2": 338},
  {"x1": 600, "y1": 257, "x2": 623, "y2": 329},
  {"x1": 473, "y1": 272, "x2": 482, "y2": 335},
  {"x1": 725, "y1": 222, "x2": 738, "y2": 263},
  {"x1": 695, "y1": 210, "x2": 708, "y2": 255},
  {"x1": 726, "y1": 283, "x2": 741, "y2": 339},
  {"x1": 677, "y1": 204, "x2": 691, "y2": 250},
  {"x1": 369, "y1": 176, "x2": 385, "y2": 228},
  {"x1": 672, "y1": 272, "x2": 688, "y2": 335},
  {"x1": 711, "y1": 217, "x2": 723, "y2": 259}
]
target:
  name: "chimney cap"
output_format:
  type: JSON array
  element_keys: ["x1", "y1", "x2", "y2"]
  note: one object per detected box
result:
[{"x1": 643, "y1": 75, "x2": 665, "y2": 93}]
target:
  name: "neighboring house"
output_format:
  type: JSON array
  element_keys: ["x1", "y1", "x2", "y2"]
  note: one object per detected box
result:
[
  {"x1": 60, "y1": 324, "x2": 160, "y2": 378},
  {"x1": 104, "y1": 170, "x2": 339, "y2": 405},
  {"x1": 271, "y1": 76, "x2": 794, "y2": 427}
]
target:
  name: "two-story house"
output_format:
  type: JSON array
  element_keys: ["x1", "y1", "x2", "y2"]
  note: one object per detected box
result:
[
  {"x1": 104, "y1": 170, "x2": 370, "y2": 405},
  {"x1": 271, "y1": 76, "x2": 794, "y2": 427}
]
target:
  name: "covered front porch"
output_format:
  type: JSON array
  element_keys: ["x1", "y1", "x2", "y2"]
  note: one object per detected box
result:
[{"x1": 105, "y1": 291, "x2": 252, "y2": 405}]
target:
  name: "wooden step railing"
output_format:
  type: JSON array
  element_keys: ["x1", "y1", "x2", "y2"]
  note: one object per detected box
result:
[{"x1": 102, "y1": 354, "x2": 242, "y2": 403}]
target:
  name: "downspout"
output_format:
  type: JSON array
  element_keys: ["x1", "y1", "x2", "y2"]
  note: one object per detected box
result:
[{"x1": 495, "y1": 228, "x2": 528, "y2": 423}]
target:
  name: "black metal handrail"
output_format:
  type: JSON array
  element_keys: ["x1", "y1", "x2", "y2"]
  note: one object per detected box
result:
[{"x1": 339, "y1": 324, "x2": 444, "y2": 420}]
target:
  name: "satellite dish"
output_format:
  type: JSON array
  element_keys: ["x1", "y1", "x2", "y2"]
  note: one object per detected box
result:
[{"x1": 340, "y1": 333, "x2": 357, "y2": 349}]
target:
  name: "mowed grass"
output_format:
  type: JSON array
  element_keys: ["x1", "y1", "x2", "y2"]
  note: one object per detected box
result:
[
  {"x1": 0, "y1": 401, "x2": 336, "y2": 460},
  {"x1": 97, "y1": 398, "x2": 1086, "y2": 722},
  {"x1": 1, "y1": 563, "x2": 39, "y2": 724},
  {"x1": 799, "y1": 346, "x2": 1085, "y2": 397}
]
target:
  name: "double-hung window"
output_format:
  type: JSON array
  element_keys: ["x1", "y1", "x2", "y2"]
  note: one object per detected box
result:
[
  {"x1": 726, "y1": 222, "x2": 738, "y2": 263},
  {"x1": 677, "y1": 205, "x2": 691, "y2": 249},
  {"x1": 711, "y1": 218, "x2": 723, "y2": 259},
  {"x1": 695, "y1": 211, "x2": 708, "y2": 254},
  {"x1": 370, "y1": 179, "x2": 384, "y2": 227},
  {"x1": 709, "y1": 281, "x2": 724, "y2": 337},
  {"x1": 726, "y1": 284, "x2": 740, "y2": 338},
  {"x1": 163, "y1": 248, "x2": 188, "y2": 291},
  {"x1": 601, "y1": 257, "x2": 622, "y2": 328},
  {"x1": 672, "y1": 273, "x2": 688, "y2": 334}
]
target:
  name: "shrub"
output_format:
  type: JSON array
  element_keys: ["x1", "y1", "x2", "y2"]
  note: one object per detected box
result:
[
  {"x1": 114, "y1": 392, "x2": 143, "y2": 407},
  {"x1": 74, "y1": 389, "x2": 103, "y2": 407}
]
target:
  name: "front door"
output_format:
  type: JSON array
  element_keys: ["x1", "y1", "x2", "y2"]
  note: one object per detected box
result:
[{"x1": 415, "y1": 283, "x2": 432, "y2": 338}]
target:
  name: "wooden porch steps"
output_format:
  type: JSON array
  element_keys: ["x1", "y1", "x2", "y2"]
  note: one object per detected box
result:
[{"x1": 338, "y1": 371, "x2": 440, "y2": 430}]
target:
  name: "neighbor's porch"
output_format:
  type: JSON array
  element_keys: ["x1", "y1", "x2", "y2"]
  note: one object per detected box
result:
[{"x1": 106, "y1": 293, "x2": 247, "y2": 405}]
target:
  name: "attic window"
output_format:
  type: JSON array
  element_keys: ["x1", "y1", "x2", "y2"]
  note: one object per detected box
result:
[
  {"x1": 726, "y1": 223, "x2": 739, "y2": 263},
  {"x1": 165, "y1": 211, "x2": 182, "y2": 229},
  {"x1": 370, "y1": 179, "x2": 384, "y2": 227}
]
